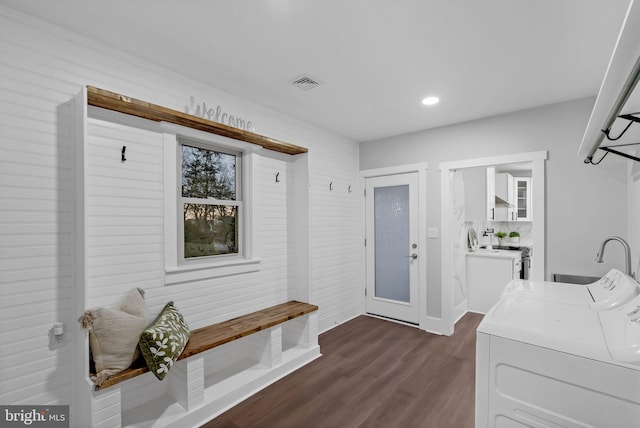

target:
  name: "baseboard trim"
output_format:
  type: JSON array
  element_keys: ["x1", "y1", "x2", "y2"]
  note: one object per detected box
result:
[
  {"x1": 318, "y1": 306, "x2": 360, "y2": 334},
  {"x1": 422, "y1": 315, "x2": 453, "y2": 336},
  {"x1": 364, "y1": 313, "x2": 419, "y2": 328},
  {"x1": 453, "y1": 300, "x2": 467, "y2": 324}
]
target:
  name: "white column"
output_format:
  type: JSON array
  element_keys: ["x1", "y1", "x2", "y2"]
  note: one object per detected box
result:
[
  {"x1": 167, "y1": 356, "x2": 204, "y2": 411},
  {"x1": 307, "y1": 312, "x2": 319, "y2": 347},
  {"x1": 92, "y1": 387, "x2": 122, "y2": 428},
  {"x1": 254, "y1": 326, "x2": 281, "y2": 368}
]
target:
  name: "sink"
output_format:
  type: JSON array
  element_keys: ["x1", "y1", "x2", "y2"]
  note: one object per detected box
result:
[{"x1": 552, "y1": 273, "x2": 601, "y2": 285}]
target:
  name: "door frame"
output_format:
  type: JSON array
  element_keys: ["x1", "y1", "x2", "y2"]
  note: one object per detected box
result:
[
  {"x1": 360, "y1": 163, "x2": 428, "y2": 330},
  {"x1": 439, "y1": 151, "x2": 547, "y2": 335}
]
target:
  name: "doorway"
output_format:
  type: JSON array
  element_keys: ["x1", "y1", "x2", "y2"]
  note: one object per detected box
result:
[
  {"x1": 439, "y1": 151, "x2": 547, "y2": 335},
  {"x1": 361, "y1": 163, "x2": 428, "y2": 327}
]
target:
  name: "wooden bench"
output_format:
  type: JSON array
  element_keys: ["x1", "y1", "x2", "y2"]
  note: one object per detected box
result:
[{"x1": 94, "y1": 300, "x2": 318, "y2": 390}]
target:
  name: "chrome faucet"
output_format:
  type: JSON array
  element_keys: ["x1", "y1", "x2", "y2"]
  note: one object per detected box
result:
[{"x1": 595, "y1": 236, "x2": 634, "y2": 279}]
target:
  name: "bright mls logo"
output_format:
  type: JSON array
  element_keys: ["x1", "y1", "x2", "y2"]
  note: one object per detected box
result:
[{"x1": 1, "y1": 406, "x2": 69, "y2": 427}]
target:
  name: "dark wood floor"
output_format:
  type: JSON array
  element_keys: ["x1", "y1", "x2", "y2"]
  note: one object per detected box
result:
[{"x1": 202, "y1": 312, "x2": 483, "y2": 428}]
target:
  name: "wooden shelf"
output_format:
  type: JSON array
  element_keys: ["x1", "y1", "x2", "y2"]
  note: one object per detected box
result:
[{"x1": 86, "y1": 86, "x2": 308, "y2": 155}]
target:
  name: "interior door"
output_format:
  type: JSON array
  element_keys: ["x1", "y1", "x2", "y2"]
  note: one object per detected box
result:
[{"x1": 365, "y1": 172, "x2": 420, "y2": 324}]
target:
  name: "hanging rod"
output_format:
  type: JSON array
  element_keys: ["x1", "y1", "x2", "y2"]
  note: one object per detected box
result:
[
  {"x1": 619, "y1": 112, "x2": 640, "y2": 123},
  {"x1": 584, "y1": 53, "x2": 640, "y2": 164},
  {"x1": 603, "y1": 113, "x2": 639, "y2": 141},
  {"x1": 594, "y1": 111, "x2": 640, "y2": 164},
  {"x1": 599, "y1": 146, "x2": 640, "y2": 163}
]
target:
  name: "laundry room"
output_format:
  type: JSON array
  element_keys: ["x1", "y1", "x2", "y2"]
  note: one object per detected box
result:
[{"x1": 1, "y1": 1, "x2": 639, "y2": 427}]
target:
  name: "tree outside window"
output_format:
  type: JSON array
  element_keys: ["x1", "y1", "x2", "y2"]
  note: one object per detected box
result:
[{"x1": 181, "y1": 144, "x2": 240, "y2": 259}]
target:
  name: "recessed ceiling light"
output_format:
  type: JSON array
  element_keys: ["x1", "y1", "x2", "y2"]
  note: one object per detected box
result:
[{"x1": 422, "y1": 96, "x2": 440, "y2": 106}]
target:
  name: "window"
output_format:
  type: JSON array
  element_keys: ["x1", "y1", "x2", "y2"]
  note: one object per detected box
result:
[
  {"x1": 180, "y1": 141, "x2": 242, "y2": 261},
  {"x1": 163, "y1": 126, "x2": 259, "y2": 283}
]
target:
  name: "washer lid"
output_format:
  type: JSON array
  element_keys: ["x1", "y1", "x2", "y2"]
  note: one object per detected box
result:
[
  {"x1": 501, "y1": 279, "x2": 590, "y2": 305},
  {"x1": 478, "y1": 296, "x2": 610, "y2": 363},
  {"x1": 500, "y1": 269, "x2": 639, "y2": 310}
]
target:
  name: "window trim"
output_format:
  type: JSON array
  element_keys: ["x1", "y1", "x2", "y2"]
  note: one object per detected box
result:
[{"x1": 161, "y1": 123, "x2": 260, "y2": 285}]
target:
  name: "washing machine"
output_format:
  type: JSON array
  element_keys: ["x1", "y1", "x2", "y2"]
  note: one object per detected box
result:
[
  {"x1": 476, "y1": 285, "x2": 640, "y2": 427},
  {"x1": 501, "y1": 268, "x2": 639, "y2": 310}
]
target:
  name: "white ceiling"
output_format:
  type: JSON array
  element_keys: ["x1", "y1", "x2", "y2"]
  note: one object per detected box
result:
[{"x1": 2, "y1": 0, "x2": 632, "y2": 142}]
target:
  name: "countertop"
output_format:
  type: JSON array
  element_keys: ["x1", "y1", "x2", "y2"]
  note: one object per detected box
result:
[
  {"x1": 488, "y1": 244, "x2": 532, "y2": 250},
  {"x1": 467, "y1": 249, "x2": 522, "y2": 259}
]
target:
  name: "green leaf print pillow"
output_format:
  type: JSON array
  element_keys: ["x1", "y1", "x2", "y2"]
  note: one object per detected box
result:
[{"x1": 139, "y1": 301, "x2": 190, "y2": 380}]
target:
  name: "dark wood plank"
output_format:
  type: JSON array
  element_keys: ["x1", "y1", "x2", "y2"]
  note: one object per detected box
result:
[
  {"x1": 201, "y1": 312, "x2": 484, "y2": 428},
  {"x1": 181, "y1": 301, "x2": 318, "y2": 358},
  {"x1": 94, "y1": 301, "x2": 318, "y2": 390},
  {"x1": 86, "y1": 86, "x2": 309, "y2": 156}
]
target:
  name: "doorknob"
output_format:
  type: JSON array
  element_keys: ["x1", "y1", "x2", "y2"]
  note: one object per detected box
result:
[{"x1": 407, "y1": 254, "x2": 418, "y2": 260}]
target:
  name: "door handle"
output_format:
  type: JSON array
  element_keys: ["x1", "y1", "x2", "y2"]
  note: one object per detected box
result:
[{"x1": 407, "y1": 254, "x2": 418, "y2": 260}]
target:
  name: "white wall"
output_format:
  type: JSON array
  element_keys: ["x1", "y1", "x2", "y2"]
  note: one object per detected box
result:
[
  {"x1": 0, "y1": 5, "x2": 360, "y2": 409},
  {"x1": 360, "y1": 98, "x2": 629, "y2": 318}
]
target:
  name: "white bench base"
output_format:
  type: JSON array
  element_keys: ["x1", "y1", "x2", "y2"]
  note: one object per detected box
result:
[{"x1": 89, "y1": 312, "x2": 319, "y2": 428}]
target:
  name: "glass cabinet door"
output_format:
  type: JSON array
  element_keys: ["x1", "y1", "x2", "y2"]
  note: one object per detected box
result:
[{"x1": 516, "y1": 178, "x2": 531, "y2": 221}]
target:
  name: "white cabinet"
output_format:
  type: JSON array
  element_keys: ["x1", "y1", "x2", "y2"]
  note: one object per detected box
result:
[
  {"x1": 495, "y1": 173, "x2": 516, "y2": 221},
  {"x1": 515, "y1": 178, "x2": 532, "y2": 221},
  {"x1": 486, "y1": 167, "x2": 496, "y2": 221},
  {"x1": 466, "y1": 252, "x2": 521, "y2": 314},
  {"x1": 464, "y1": 167, "x2": 496, "y2": 221},
  {"x1": 464, "y1": 169, "x2": 531, "y2": 222}
]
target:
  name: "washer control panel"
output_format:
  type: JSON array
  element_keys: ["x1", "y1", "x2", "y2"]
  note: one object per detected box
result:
[
  {"x1": 598, "y1": 292, "x2": 640, "y2": 364},
  {"x1": 587, "y1": 269, "x2": 640, "y2": 310}
]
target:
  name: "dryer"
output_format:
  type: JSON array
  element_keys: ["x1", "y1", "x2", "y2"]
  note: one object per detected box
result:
[{"x1": 476, "y1": 277, "x2": 640, "y2": 427}]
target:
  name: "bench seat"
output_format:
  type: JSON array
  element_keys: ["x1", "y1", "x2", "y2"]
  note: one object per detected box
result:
[{"x1": 94, "y1": 300, "x2": 318, "y2": 390}]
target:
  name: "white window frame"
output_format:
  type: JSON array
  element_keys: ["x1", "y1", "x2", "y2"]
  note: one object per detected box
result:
[
  {"x1": 178, "y1": 139, "x2": 243, "y2": 264},
  {"x1": 162, "y1": 123, "x2": 260, "y2": 285}
]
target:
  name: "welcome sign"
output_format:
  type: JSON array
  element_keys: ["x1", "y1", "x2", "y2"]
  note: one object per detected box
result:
[{"x1": 185, "y1": 96, "x2": 254, "y2": 132}]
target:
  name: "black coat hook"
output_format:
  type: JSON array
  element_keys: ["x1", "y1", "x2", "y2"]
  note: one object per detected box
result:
[
  {"x1": 121, "y1": 146, "x2": 127, "y2": 162},
  {"x1": 275, "y1": 172, "x2": 280, "y2": 183},
  {"x1": 330, "y1": 182, "x2": 333, "y2": 191},
  {"x1": 348, "y1": 185, "x2": 352, "y2": 193}
]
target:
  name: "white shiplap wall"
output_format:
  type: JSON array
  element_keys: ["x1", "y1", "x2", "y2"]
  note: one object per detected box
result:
[
  {"x1": 310, "y1": 145, "x2": 361, "y2": 329},
  {"x1": 0, "y1": 4, "x2": 360, "y2": 414},
  {"x1": 86, "y1": 113, "x2": 165, "y2": 307},
  {"x1": 84, "y1": 109, "x2": 295, "y2": 320}
]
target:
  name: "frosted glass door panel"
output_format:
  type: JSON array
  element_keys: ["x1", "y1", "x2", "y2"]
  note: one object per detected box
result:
[
  {"x1": 374, "y1": 185, "x2": 410, "y2": 302},
  {"x1": 365, "y1": 171, "x2": 419, "y2": 324}
]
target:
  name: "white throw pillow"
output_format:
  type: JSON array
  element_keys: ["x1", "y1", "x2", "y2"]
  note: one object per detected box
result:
[{"x1": 78, "y1": 288, "x2": 148, "y2": 386}]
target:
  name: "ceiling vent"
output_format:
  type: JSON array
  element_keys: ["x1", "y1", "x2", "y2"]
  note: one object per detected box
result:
[{"x1": 291, "y1": 75, "x2": 320, "y2": 90}]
